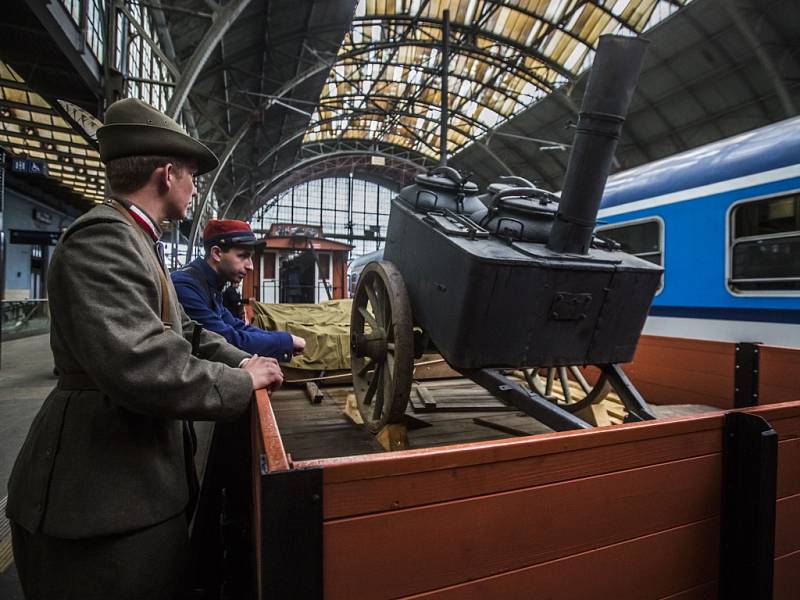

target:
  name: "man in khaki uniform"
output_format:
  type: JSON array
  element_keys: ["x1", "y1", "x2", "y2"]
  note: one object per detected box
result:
[{"x1": 5, "y1": 98, "x2": 283, "y2": 599}]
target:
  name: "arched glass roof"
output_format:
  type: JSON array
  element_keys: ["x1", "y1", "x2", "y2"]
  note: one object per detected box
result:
[
  {"x1": 0, "y1": 61, "x2": 104, "y2": 203},
  {"x1": 305, "y1": 0, "x2": 691, "y2": 159}
]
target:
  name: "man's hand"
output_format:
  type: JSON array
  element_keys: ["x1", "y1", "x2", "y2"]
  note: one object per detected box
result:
[
  {"x1": 243, "y1": 354, "x2": 284, "y2": 391},
  {"x1": 291, "y1": 335, "x2": 306, "y2": 356}
]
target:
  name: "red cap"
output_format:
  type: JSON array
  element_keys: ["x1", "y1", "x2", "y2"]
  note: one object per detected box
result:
[{"x1": 202, "y1": 219, "x2": 263, "y2": 247}]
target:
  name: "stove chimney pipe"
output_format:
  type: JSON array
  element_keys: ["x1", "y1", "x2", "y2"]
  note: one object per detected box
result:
[{"x1": 547, "y1": 35, "x2": 648, "y2": 255}]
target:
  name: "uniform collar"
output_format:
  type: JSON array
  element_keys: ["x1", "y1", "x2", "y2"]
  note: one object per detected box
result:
[
  {"x1": 128, "y1": 204, "x2": 161, "y2": 242},
  {"x1": 192, "y1": 256, "x2": 226, "y2": 292},
  {"x1": 110, "y1": 196, "x2": 163, "y2": 242}
]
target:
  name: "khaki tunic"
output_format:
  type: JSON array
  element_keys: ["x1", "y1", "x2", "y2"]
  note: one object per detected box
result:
[{"x1": 6, "y1": 203, "x2": 253, "y2": 539}]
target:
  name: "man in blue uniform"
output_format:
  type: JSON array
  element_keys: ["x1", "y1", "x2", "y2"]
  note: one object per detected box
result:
[{"x1": 172, "y1": 219, "x2": 305, "y2": 361}]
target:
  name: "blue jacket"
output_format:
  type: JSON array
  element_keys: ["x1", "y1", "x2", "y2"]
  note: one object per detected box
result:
[{"x1": 171, "y1": 257, "x2": 293, "y2": 361}]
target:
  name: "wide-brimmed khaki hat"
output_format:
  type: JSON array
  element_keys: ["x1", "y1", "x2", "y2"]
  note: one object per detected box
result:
[{"x1": 97, "y1": 98, "x2": 219, "y2": 174}]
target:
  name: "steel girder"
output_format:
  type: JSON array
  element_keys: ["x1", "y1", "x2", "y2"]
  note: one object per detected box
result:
[
  {"x1": 236, "y1": 148, "x2": 426, "y2": 220},
  {"x1": 194, "y1": 34, "x2": 556, "y2": 162},
  {"x1": 306, "y1": 104, "x2": 515, "y2": 174},
  {"x1": 185, "y1": 122, "x2": 248, "y2": 260},
  {"x1": 183, "y1": 36, "x2": 346, "y2": 257},
  {"x1": 266, "y1": 99, "x2": 499, "y2": 163},
  {"x1": 723, "y1": 0, "x2": 796, "y2": 117},
  {"x1": 166, "y1": 0, "x2": 253, "y2": 120},
  {"x1": 118, "y1": 3, "x2": 180, "y2": 78},
  {"x1": 350, "y1": 14, "x2": 574, "y2": 82}
]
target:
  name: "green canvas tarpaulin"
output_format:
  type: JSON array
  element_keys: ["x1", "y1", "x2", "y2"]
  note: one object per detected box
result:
[{"x1": 251, "y1": 299, "x2": 352, "y2": 371}]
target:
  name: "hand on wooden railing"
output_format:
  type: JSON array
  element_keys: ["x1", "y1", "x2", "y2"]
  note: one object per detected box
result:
[{"x1": 243, "y1": 354, "x2": 284, "y2": 392}]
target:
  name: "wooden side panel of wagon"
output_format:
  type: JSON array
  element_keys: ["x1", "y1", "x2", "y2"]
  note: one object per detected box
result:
[
  {"x1": 306, "y1": 415, "x2": 723, "y2": 599},
  {"x1": 252, "y1": 343, "x2": 800, "y2": 599}
]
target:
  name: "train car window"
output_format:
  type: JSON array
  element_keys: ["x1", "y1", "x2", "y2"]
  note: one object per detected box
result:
[
  {"x1": 596, "y1": 218, "x2": 664, "y2": 293},
  {"x1": 729, "y1": 194, "x2": 800, "y2": 293}
]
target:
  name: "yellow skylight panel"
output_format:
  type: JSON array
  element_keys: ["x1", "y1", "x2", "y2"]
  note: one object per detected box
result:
[
  {"x1": 621, "y1": 0, "x2": 657, "y2": 29},
  {"x1": 29, "y1": 112, "x2": 52, "y2": 125},
  {"x1": 306, "y1": 0, "x2": 691, "y2": 155},
  {"x1": 489, "y1": 5, "x2": 511, "y2": 38},
  {"x1": 508, "y1": 11, "x2": 533, "y2": 43},
  {"x1": 5, "y1": 88, "x2": 28, "y2": 105},
  {"x1": 2, "y1": 121, "x2": 21, "y2": 134},
  {"x1": 0, "y1": 63, "x2": 21, "y2": 81}
]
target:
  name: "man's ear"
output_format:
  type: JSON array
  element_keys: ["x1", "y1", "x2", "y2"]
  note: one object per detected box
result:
[
  {"x1": 154, "y1": 164, "x2": 171, "y2": 194},
  {"x1": 209, "y1": 245, "x2": 223, "y2": 263},
  {"x1": 163, "y1": 163, "x2": 178, "y2": 188}
]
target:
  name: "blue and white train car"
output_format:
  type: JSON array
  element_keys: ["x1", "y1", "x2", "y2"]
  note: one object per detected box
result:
[{"x1": 597, "y1": 117, "x2": 800, "y2": 347}]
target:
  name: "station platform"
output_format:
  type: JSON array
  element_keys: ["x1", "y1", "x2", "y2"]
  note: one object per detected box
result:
[{"x1": 0, "y1": 333, "x2": 55, "y2": 599}]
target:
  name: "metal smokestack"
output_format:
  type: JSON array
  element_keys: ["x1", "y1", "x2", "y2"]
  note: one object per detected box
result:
[{"x1": 547, "y1": 35, "x2": 648, "y2": 255}]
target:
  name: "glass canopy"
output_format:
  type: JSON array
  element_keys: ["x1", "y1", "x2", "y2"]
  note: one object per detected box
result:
[
  {"x1": 305, "y1": 0, "x2": 691, "y2": 159},
  {"x1": 0, "y1": 61, "x2": 104, "y2": 203}
]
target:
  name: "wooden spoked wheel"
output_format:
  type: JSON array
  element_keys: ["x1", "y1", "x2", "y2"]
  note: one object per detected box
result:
[
  {"x1": 350, "y1": 261, "x2": 414, "y2": 432},
  {"x1": 523, "y1": 366, "x2": 612, "y2": 414}
]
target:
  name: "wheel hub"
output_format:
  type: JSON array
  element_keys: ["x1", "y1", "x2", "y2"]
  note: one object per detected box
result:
[{"x1": 352, "y1": 329, "x2": 388, "y2": 362}]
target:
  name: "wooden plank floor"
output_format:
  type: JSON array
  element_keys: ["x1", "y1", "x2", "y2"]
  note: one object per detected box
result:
[{"x1": 270, "y1": 378, "x2": 720, "y2": 462}]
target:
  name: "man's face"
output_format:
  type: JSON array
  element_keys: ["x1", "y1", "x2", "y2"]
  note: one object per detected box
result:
[
  {"x1": 164, "y1": 162, "x2": 197, "y2": 220},
  {"x1": 216, "y1": 246, "x2": 255, "y2": 284}
]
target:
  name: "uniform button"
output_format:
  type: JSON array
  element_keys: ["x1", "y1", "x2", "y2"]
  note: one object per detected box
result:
[
  {"x1": 44, "y1": 447, "x2": 52, "y2": 457},
  {"x1": 35, "y1": 503, "x2": 42, "y2": 512}
]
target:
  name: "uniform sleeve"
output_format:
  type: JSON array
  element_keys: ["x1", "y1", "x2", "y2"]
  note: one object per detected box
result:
[
  {"x1": 173, "y1": 274, "x2": 294, "y2": 361},
  {"x1": 177, "y1": 300, "x2": 250, "y2": 367},
  {"x1": 51, "y1": 223, "x2": 253, "y2": 421}
]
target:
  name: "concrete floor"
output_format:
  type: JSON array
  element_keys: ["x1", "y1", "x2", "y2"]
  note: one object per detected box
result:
[
  {"x1": 0, "y1": 334, "x2": 56, "y2": 492},
  {"x1": 0, "y1": 333, "x2": 55, "y2": 599}
]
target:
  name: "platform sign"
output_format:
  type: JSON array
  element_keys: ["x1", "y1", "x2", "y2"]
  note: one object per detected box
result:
[
  {"x1": 10, "y1": 158, "x2": 48, "y2": 176},
  {"x1": 10, "y1": 229, "x2": 60, "y2": 245}
]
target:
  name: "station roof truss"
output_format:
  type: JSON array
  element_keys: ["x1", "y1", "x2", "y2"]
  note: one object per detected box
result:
[
  {"x1": 450, "y1": 0, "x2": 800, "y2": 190},
  {"x1": 304, "y1": 0, "x2": 692, "y2": 162},
  {"x1": 0, "y1": 60, "x2": 104, "y2": 206},
  {"x1": 6, "y1": 0, "x2": 797, "y2": 249}
]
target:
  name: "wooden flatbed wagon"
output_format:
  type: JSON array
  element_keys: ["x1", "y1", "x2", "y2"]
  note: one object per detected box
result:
[
  {"x1": 189, "y1": 36, "x2": 799, "y2": 600},
  {"x1": 244, "y1": 336, "x2": 799, "y2": 600}
]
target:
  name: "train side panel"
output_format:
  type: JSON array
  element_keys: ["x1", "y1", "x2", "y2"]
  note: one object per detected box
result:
[{"x1": 597, "y1": 117, "x2": 800, "y2": 345}]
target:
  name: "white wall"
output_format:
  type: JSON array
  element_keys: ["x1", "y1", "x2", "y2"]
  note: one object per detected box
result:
[{"x1": 2, "y1": 187, "x2": 74, "y2": 300}]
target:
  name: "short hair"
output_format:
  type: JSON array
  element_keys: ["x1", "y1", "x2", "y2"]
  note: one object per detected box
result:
[
  {"x1": 203, "y1": 241, "x2": 228, "y2": 255},
  {"x1": 105, "y1": 155, "x2": 190, "y2": 195},
  {"x1": 203, "y1": 242, "x2": 254, "y2": 255}
]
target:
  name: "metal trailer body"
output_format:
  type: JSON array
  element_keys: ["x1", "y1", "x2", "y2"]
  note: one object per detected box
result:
[{"x1": 383, "y1": 199, "x2": 661, "y2": 369}]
